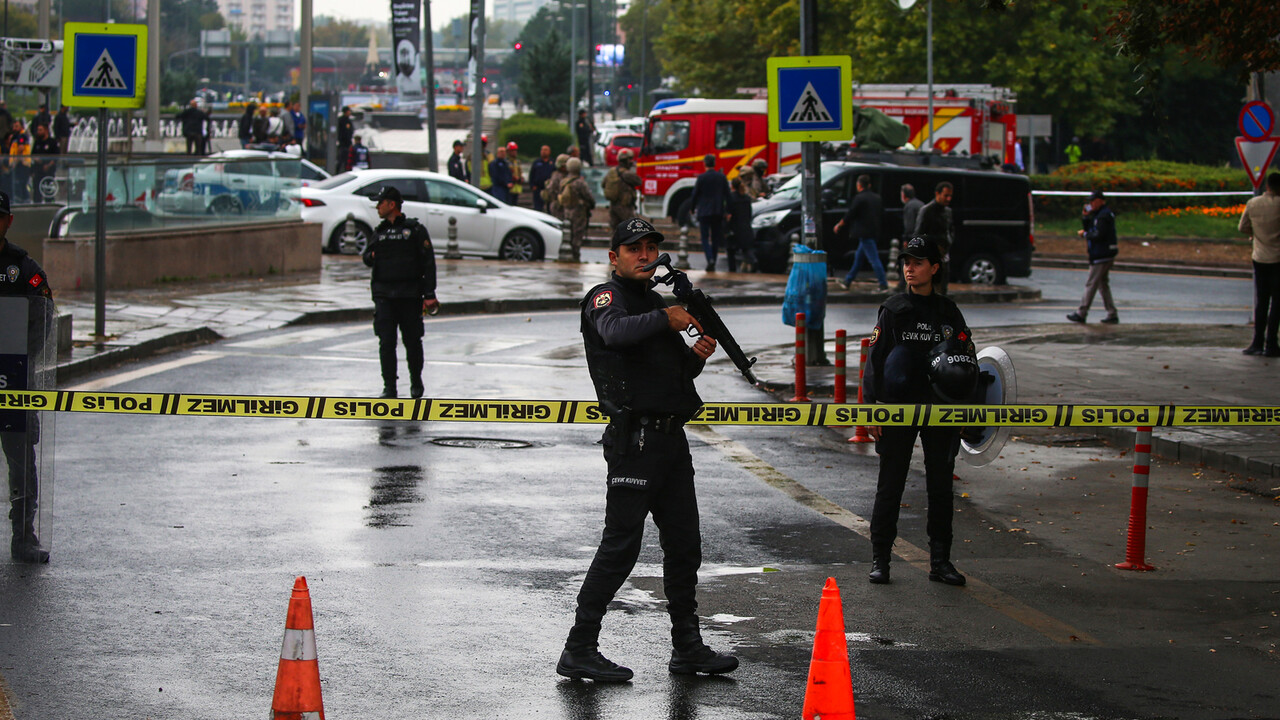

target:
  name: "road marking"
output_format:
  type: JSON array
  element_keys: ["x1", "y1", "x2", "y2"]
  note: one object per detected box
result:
[
  {"x1": 690, "y1": 425, "x2": 1100, "y2": 646},
  {"x1": 67, "y1": 353, "x2": 223, "y2": 391},
  {"x1": 225, "y1": 326, "x2": 351, "y2": 349}
]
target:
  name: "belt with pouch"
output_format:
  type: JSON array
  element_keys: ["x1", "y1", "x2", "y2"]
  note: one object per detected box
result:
[{"x1": 637, "y1": 414, "x2": 685, "y2": 434}]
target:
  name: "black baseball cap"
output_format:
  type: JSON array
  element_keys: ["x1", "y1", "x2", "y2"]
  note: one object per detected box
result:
[
  {"x1": 374, "y1": 186, "x2": 402, "y2": 204},
  {"x1": 1089, "y1": 189, "x2": 1105, "y2": 200},
  {"x1": 0, "y1": 191, "x2": 9, "y2": 215},
  {"x1": 611, "y1": 217, "x2": 664, "y2": 250},
  {"x1": 452, "y1": 139, "x2": 464, "y2": 147},
  {"x1": 901, "y1": 236, "x2": 940, "y2": 264}
]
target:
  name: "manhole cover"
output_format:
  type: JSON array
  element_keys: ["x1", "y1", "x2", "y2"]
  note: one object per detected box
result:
[{"x1": 431, "y1": 437, "x2": 534, "y2": 449}]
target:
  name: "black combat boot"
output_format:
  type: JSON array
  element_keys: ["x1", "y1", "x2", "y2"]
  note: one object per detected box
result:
[
  {"x1": 928, "y1": 543, "x2": 965, "y2": 586},
  {"x1": 668, "y1": 618, "x2": 738, "y2": 675},
  {"x1": 11, "y1": 517, "x2": 49, "y2": 564},
  {"x1": 410, "y1": 377, "x2": 424, "y2": 399},
  {"x1": 379, "y1": 384, "x2": 397, "y2": 399},
  {"x1": 868, "y1": 550, "x2": 891, "y2": 585},
  {"x1": 556, "y1": 646, "x2": 633, "y2": 682}
]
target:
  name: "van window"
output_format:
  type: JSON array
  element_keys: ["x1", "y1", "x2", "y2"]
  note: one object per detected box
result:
[
  {"x1": 714, "y1": 120, "x2": 745, "y2": 150},
  {"x1": 649, "y1": 119, "x2": 689, "y2": 154}
]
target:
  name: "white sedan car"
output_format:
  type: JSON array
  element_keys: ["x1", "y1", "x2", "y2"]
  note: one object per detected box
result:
[
  {"x1": 300, "y1": 169, "x2": 563, "y2": 260},
  {"x1": 156, "y1": 150, "x2": 330, "y2": 216}
]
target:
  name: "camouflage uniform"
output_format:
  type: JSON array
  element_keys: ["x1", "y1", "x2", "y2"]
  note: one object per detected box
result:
[
  {"x1": 605, "y1": 151, "x2": 642, "y2": 231},
  {"x1": 545, "y1": 154, "x2": 570, "y2": 220},
  {"x1": 737, "y1": 165, "x2": 760, "y2": 200},
  {"x1": 749, "y1": 159, "x2": 769, "y2": 198},
  {"x1": 561, "y1": 157, "x2": 595, "y2": 262}
]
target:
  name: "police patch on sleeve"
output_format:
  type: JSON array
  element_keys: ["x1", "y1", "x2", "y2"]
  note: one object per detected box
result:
[
  {"x1": 592, "y1": 290, "x2": 613, "y2": 308},
  {"x1": 869, "y1": 326, "x2": 881, "y2": 346}
]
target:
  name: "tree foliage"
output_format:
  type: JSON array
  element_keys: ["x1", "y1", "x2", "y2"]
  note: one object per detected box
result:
[
  {"x1": 1104, "y1": 0, "x2": 1279, "y2": 77},
  {"x1": 313, "y1": 17, "x2": 370, "y2": 48},
  {"x1": 518, "y1": 29, "x2": 574, "y2": 119}
]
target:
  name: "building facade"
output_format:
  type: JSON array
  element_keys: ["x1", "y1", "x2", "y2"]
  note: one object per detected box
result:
[
  {"x1": 492, "y1": 0, "x2": 550, "y2": 24},
  {"x1": 216, "y1": 0, "x2": 295, "y2": 37}
]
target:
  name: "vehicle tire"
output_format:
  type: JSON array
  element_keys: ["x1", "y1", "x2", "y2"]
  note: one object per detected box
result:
[
  {"x1": 961, "y1": 252, "x2": 1004, "y2": 286},
  {"x1": 328, "y1": 221, "x2": 373, "y2": 255},
  {"x1": 499, "y1": 229, "x2": 543, "y2": 261},
  {"x1": 208, "y1": 195, "x2": 243, "y2": 216}
]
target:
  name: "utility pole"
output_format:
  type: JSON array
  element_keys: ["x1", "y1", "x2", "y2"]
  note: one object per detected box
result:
[
  {"x1": 423, "y1": 0, "x2": 438, "y2": 172},
  {"x1": 586, "y1": 0, "x2": 593, "y2": 130},
  {"x1": 799, "y1": 0, "x2": 827, "y2": 365},
  {"x1": 469, "y1": 0, "x2": 485, "y2": 190}
]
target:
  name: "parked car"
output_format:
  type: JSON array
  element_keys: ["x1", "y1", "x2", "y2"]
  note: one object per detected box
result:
[
  {"x1": 156, "y1": 151, "x2": 329, "y2": 216},
  {"x1": 603, "y1": 133, "x2": 643, "y2": 166},
  {"x1": 299, "y1": 169, "x2": 563, "y2": 259},
  {"x1": 750, "y1": 161, "x2": 1034, "y2": 284}
]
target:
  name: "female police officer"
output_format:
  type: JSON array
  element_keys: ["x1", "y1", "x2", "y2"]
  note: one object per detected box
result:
[
  {"x1": 556, "y1": 218, "x2": 738, "y2": 682},
  {"x1": 862, "y1": 236, "x2": 976, "y2": 587}
]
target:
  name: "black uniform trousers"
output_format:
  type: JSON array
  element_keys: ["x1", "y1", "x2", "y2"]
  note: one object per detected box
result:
[
  {"x1": 567, "y1": 427, "x2": 701, "y2": 650},
  {"x1": 870, "y1": 425, "x2": 961, "y2": 556},
  {"x1": 373, "y1": 298, "x2": 424, "y2": 387},
  {"x1": 3, "y1": 419, "x2": 39, "y2": 532}
]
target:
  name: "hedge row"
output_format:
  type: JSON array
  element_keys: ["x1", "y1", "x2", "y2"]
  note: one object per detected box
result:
[
  {"x1": 1030, "y1": 161, "x2": 1253, "y2": 219},
  {"x1": 497, "y1": 113, "x2": 575, "y2": 157}
]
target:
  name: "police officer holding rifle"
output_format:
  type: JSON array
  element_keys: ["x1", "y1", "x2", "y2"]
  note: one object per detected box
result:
[
  {"x1": 557, "y1": 217, "x2": 738, "y2": 682},
  {"x1": 862, "y1": 236, "x2": 978, "y2": 587}
]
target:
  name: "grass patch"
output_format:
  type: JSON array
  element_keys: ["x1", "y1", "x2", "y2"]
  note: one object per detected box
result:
[{"x1": 1037, "y1": 208, "x2": 1246, "y2": 240}]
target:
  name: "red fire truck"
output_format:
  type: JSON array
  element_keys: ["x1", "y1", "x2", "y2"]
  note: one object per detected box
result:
[{"x1": 636, "y1": 85, "x2": 1017, "y2": 221}]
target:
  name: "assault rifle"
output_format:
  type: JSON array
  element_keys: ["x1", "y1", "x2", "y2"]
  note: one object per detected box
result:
[{"x1": 642, "y1": 253, "x2": 760, "y2": 386}]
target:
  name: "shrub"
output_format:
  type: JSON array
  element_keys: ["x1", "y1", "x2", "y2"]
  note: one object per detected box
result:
[
  {"x1": 1031, "y1": 161, "x2": 1252, "y2": 219},
  {"x1": 498, "y1": 113, "x2": 574, "y2": 156}
]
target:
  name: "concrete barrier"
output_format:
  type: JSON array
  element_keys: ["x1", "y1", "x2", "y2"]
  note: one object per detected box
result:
[{"x1": 41, "y1": 220, "x2": 321, "y2": 290}]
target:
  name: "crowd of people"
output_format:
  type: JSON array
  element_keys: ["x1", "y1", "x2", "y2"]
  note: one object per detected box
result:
[{"x1": 0, "y1": 103, "x2": 67, "y2": 205}]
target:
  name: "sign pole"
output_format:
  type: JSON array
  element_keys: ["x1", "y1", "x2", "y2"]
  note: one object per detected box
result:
[
  {"x1": 798, "y1": 0, "x2": 827, "y2": 365},
  {"x1": 94, "y1": 106, "x2": 106, "y2": 338}
]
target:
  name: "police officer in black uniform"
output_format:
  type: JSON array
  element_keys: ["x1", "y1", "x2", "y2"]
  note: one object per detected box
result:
[
  {"x1": 0, "y1": 191, "x2": 52, "y2": 563},
  {"x1": 557, "y1": 218, "x2": 738, "y2": 683},
  {"x1": 863, "y1": 236, "x2": 975, "y2": 587},
  {"x1": 361, "y1": 186, "x2": 438, "y2": 399}
]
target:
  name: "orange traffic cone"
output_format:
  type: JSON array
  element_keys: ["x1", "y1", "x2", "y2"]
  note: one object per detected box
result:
[
  {"x1": 271, "y1": 576, "x2": 326, "y2": 720},
  {"x1": 802, "y1": 577, "x2": 856, "y2": 720}
]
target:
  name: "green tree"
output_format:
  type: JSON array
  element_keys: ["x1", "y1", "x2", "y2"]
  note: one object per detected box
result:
[
  {"x1": 313, "y1": 17, "x2": 370, "y2": 48},
  {"x1": 518, "y1": 29, "x2": 573, "y2": 118},
  {"x1": 656, "y1": 0, "x2": 769, "y2": 95}
]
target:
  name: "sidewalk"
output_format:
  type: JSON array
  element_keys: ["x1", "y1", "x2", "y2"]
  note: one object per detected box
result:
[{"x1": 50, "y1": 256, "x2": 1279, "y2": 482}]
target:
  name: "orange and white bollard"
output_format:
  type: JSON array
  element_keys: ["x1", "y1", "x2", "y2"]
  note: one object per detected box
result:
[
  {"x1": 850, "y1": 337, "x2": 874, "y2": 443},
  {"x1": 271, "y1": 576, "x2": 326, "y2": 720},
  {"x1": 790, "y1": 312, "x2": 810, "y2": 403},
  {"x1": 1115, "y1": 427, "x2": 1156, "y2": 572}
]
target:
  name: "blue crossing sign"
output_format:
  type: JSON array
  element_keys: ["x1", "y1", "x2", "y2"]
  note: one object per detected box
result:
[
  {"x1": 767, "y1": 56, "x2": 852, "y2": 142},
  {"x1": 61, "y1": 23, "x2": 148, "y2": 109}
]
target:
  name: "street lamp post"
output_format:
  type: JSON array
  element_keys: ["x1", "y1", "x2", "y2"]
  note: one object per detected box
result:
[{"x1": 898, "y1": 0, "x2": 933, "y2": 151}]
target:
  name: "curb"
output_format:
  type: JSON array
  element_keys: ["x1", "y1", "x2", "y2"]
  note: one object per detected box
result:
[
  {"x1": 1033, "y1": 257, "x2": 1251, "y2": 279},
  {"x1": 57, "y1": 327, "x2": 222, "y2": 384}
]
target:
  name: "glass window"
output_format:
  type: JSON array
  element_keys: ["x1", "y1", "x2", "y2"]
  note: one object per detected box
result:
[
  {"x1": 299, "y1": 163, "x2": 326, "y2": 181},
  {"x1": 313, "y1": 172, "x2": 357, "y2": 190},
  {"x1": 714, "y1": 120, "x2": 745, "y2": 150},
  {"x1": 354, "y1": 177, "x2": 421, "y2": 202},
  {"x1": 648, "y1": 119, "x2": 689, "y2": 154},
  {"x1": 425, "y1": 179, "x2": 480, "y2": 207}
]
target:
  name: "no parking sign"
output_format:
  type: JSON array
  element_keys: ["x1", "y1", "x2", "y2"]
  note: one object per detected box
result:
[{"x1": 1236, "y1": 101, "x2": 1279, "y2": 190}]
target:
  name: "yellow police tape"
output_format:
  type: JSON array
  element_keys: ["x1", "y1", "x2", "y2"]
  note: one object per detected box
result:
[{"x1": 3, "y1": 390, "x2": 1280, "y2": 427}]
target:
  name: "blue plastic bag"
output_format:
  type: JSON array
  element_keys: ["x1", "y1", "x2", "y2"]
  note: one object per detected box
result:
[{"x1": 782, "y1": 244, "x2": 827, "y2": 329}]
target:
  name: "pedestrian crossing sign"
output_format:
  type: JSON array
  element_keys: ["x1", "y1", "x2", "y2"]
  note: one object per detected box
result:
[
  {"x1": 61, "y1": 22, "x2": 147, "y2": 109},
  {"x1": 767, "y1": 56, "x2": 852, "y2": 142}
]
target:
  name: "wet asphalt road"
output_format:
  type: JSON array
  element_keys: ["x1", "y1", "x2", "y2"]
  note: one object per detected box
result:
[{"x1": 2, "y1": 272, "x2": 1278, "y2": 719}]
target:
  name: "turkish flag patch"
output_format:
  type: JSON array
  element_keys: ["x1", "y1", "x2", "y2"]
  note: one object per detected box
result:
[
  {"x1": 28, "y1": 274, "x2": 41, "y2": 288},
  {"x1": 592, "y1": 290, "x2": 613, "y2": 308}
]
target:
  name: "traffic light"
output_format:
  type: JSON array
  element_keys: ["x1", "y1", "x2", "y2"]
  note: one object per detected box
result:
[{"x1": 514, "y1": 42, "x2": 523, "y2": 50}]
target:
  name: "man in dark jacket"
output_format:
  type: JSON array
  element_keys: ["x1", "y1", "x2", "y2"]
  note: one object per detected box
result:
[
  {"x1": 0, "y1": 191, "x2": 53, "y2": 563},
  {"x1": 336, "y1": 107, "x2": 355, "y2": 171},
  {"x1": 528, "y1": 145, "x2": 555, "y2": 214},
  {"x1": 238, "y1": 103, "x2": 257, "y2": 147},
  {"x1": 30, "y1": 124, "x2": 58, "y2": 202},
  {"x1": 177, "y1": 100, "x2": 207, "y2": 155},
  {"x1": 914, "y1": 180, "x2": 955, "y2": 294},
  {"x1": 835, "y1": 174, "x2": 888, "y2": 290},
  {"x1": 689, "y1": 154, "x2": 730, "y2": 271},
  {"x1": 1066, "y1": 190, "x2": 1119, "y2": 324},
  {"x1": 53, "y1": 106, "x2": 72, "y2": 154},
  {"x1": 575, "y1": 109, "x2": 595, "y2": 166},
  {"x1": 361, "y1": 185, "x2": 439, "y2": 398},
  {"x1": 862, "y1": 236, "x2": 974, "y2": 587},
  {"x1": 488, "y1": 146, "x2": 514, "y2": 203},
  {"x1": 557, "y1": 217, "x2": 738, "y2": 683},
  {"x1": 447, "y1": 139, "x2": 469, "y2": 183}
]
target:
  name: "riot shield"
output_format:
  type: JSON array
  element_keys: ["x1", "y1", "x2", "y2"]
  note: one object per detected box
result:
[
  {"x1": 1, "y1": 295, "x2": 55, "y2": 564},
  {"x1": 957, "y1": 346, "x2": 1016, "y2": 468}
]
